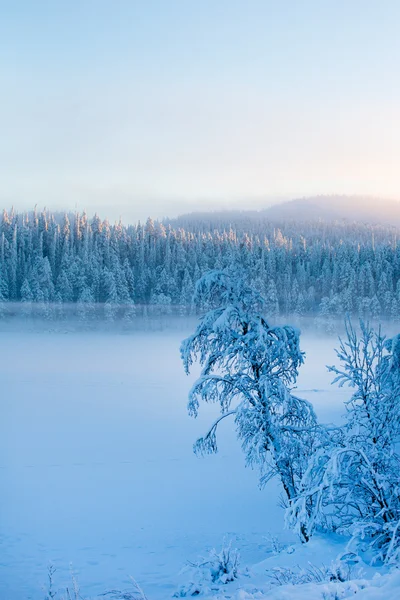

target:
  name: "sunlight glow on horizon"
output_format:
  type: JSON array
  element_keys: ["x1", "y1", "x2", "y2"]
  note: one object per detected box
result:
[{"x1": 1, "y1": 1, "x2": 400, "y2": 221}]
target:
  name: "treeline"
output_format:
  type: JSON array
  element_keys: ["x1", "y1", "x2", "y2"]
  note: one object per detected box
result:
[{"x1": 0, "y1": 207, "x2": 400, "y2": 321}]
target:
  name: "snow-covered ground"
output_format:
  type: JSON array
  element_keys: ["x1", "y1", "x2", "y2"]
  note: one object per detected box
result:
[{"x1": 0, "y1": 325, "x2": 390, "y2": 599}]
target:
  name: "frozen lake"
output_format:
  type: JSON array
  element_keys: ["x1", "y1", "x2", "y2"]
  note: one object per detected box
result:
[{"x1": 0, "y1": 326, "x2": 346, "y2": 599}]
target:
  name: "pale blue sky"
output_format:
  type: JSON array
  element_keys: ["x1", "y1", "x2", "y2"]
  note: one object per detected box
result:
[{"x1": 1, "y1": 1, "x2": 399, "y2": 221}]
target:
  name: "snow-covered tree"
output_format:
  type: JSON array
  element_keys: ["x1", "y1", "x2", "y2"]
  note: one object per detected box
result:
[
  {"x1": 122, "y1": 300, "x2": 136, "y2": 323},
  {"x1": 102, "y1": 268, "x2": 118, "y2": 321},
  {"x1": 181, "y1": 269, "x2": 319, "y2": 540},
  {"x1": 287, "y1": 319, "x2": 400, "y2": 562},
  {"x1": 20, "y1": 278, "x2": 33, "y2": 318},
  {"x1": 265, "y1": 279, "x2": 280, "y2": 318},
  {"x1": 77, "y1": 287, "x2": 95, "y2": 322},
  {"x1": 315, "y1": 297, "x2": 336, "y2": 334}
]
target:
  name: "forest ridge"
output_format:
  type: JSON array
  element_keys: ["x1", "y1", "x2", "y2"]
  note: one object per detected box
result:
[{"x1": 0, "y1": 206, "x2": 400, "y2": 322}]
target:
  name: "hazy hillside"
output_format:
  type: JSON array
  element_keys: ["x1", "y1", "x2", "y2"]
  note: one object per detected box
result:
[
  {"x1": 169, "y1": 195, "x2": 400, "y2": 227},
  {"x1": 264, "y1": 195, "x2": 400, "y2": 224}
]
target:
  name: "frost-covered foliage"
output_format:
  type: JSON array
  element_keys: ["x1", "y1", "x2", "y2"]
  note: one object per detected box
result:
[
  {"x1": 43, "y1": 565, "x2": 148, "y2": 600},
  {"x1": 174, "y1": 540, "x2": 240, "y2": 597},
  {"x1": 181, "y1": 269, "x2": 319, "y2": 539},
  {"x1": 266, "y1": 559, "x2": 357, "y2": 587},
  {"x1": 102, "y1": 581, "x2": 149, "y2": 600},
  {"x1": 43, "y1": 565, "x2": 83, "y2": 600},
  {"x1": 288, "y1": 319, "x2": 400, "y2": 562}
]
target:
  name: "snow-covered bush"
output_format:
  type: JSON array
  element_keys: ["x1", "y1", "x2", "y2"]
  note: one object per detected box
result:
[
  {"x1": 174, "y1": 540, "x2": 240, "y2": 597},
  {"x1": 181, "y1": 269, "x2": 320, "y2": 541},
  {"x1": 266, "y1": 559, "x2": 358, "y2": 587},
  {"x1": 43, "y1": 566, "x2": 148, "y2": 600},
  {"x1": 102, "y1": 581, "x2": 149, "y2": 600},
  {"x1": 263, "y1": 532, "x2": 286, "y2": 556},
  {"x1": 287, "y1": 319, "x2": 400, "y2": 563},
  {"x1": 43, "y1": 565, "x2": 81, "y2": 600}
]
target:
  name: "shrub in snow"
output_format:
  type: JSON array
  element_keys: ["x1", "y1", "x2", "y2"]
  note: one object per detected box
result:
[
  {"x1": 266, "y1": 558, "x2": 359, "y2": 587},
  {"x1": 287, "y1": 319, "x2": 400, "y2": 563},
  {"x1": 43, "y1": 564, "x2": 57, "y2": 600},
  {"x1": 101, "y1": 579, "x2": 149, "y2": 600},
  {"x1": 263, "y1": 532, "x2": 286, "y2": 556},
  {"x1": 43, "y1": 566, "x2": 148, "y2": 600},
  {"x1": 174, "y1": 540, "x2": 240, "y2": 597},
  {"x1": 320, "y1": 583, "x2": 366, "y2": 600},
  {"x1": 43, "y1": 565, "x2": 82, "y2": 600},
  {"x1": 181, "y1": 269, "x2": 320, "y2": 542}
]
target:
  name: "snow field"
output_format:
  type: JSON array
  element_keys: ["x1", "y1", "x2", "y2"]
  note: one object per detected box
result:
[{"x1": 0, "y1": 328, "x2": 349, "y2": 598}]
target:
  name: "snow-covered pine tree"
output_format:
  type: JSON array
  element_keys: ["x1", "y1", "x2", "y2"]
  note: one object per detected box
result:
[
  {"x1": 77, "y1": 287, "x2": 95, "y2": 322},
  {"x1": 181, "y1": 269, "x2": 319, "y2": 541},
  {"x1": 122, "y1": 299, "x2": 136, "y2": 323},
  {"x1": 265, "y1": 279, "x2": 280, "y2": 319},
  {"x1": 0, "y1": 264, "x2": 9, "y2": 315},
  {"x1": 287, "y1": 319, "x2": 400, "y2": 562},
  {"x1": 20, "y1": 278, "x2": 33, "y2": 318},
  {"x1": 102, "y1": 268, "x2": 118, "y2": 321}
]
